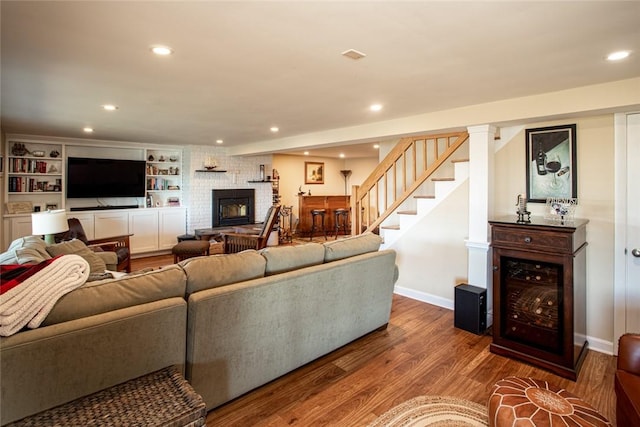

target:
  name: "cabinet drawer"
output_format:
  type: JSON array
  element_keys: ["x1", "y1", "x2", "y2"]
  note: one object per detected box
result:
[{"x1": 492, "y1": 227, "x2": 572, "y2": 254}]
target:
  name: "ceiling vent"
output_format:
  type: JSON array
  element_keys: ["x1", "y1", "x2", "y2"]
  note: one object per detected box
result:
[{"x1": 341, "y1": 49, "x2": 366, "y2": 60}]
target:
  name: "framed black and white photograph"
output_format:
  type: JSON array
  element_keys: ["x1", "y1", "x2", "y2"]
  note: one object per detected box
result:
[{"x1": 525, "y1": 124, "x2": 577, "y2": 203}]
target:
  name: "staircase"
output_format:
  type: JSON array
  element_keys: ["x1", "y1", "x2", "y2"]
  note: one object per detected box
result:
[
  {"x1": 378, "y1": 159, "x2": 469, "y2": 249},
  {"x1": 352, "y1": 131, "x2": 470, "y2": 246}
]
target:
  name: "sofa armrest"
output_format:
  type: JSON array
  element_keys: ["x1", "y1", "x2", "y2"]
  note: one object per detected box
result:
[
  {"x1": 619, "y1": 333, "x2": 640, "y2": 374},
  {"x1": 1, "y1": 298, "x2": 187, "y2": 425}
]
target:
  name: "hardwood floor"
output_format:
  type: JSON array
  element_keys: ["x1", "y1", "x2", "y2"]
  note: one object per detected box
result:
[{"x1": 130, "y1": 256, "x2": 618, "y2": 426}]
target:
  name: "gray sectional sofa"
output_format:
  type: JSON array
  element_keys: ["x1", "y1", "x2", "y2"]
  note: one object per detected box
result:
[{"x1": 0, "y1": 233, "x2": 398, "y2": 424}]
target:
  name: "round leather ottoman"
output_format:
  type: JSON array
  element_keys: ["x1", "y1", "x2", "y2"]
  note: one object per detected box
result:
[
  {"x1": 172, "y1": 240, "x2": 210, "y2": 263},
  {"x1": 489, "y1": 377, "x2": 611, "y2": 427}
]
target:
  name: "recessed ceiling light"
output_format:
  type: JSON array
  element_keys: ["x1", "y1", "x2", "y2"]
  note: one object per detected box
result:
[
  {"x1": 83, "y1": 127, "x2": 94, "y2": 133},
  {"x1": 270, "y1": 126, "x2": 279, "y2": 133},
  {"x1": 151, "y1": 45, "x2": 173, "y2": 56},
  {"x1": 102, "y1": 104, "x2": 118, "y2": 111},
  {"x1": 339, "y1": 153, "x2": 345, "y2": 158},
  {"x1": 342, "y1": 49, "x2": 366, "y2": 60},
  {"x1": 370, "y1": 104, "x2": 383, "y2": 112},
  {"x1": 216, "y1": 139, "x2": 223, "y2": 144},
  {"x1": 304, "y1": 151, "x2": 309, "y2": 156},
  {"x1": 607, "y1": 50, "x2": 631, "y2": 61},
  {"x1": 373, "y1": 144, "x2": 380, "y2": 149}
]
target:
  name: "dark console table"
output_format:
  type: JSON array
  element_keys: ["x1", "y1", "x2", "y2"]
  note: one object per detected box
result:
[{"x1": 489, "y1": 216, "x2": 588, "y2": 380}]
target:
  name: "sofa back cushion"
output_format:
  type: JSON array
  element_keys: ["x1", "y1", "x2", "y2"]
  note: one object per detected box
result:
[
  {"x1": 42, "y1": 265, "x2": 187, "y2": 326},
  {"x1": 259, "y1": 243, "x2": 325, "y2": 276},
  {"x1": 323, "y1": 232, "x2": 382, "y2": 262},
  {"x1": 181, "y1": 251, "x2": 266, "y2": 296}
]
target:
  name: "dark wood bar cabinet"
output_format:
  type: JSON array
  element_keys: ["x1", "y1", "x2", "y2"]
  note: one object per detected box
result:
[
  {"x1": 298, "y1": 195, "x2": 350, "y2": 237},
  {"x1": 489, "y1": 217, "x2": 588, "y2": 380}
]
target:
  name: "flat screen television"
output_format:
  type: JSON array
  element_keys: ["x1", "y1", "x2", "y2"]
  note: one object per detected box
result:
[{"x1": 67, "y1": 157, "x2": 146, "y2": 198}]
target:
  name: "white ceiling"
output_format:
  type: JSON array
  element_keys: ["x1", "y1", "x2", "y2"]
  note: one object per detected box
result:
[{"x1": 1, "y1": 1, "x2": 639, "y2": 159}]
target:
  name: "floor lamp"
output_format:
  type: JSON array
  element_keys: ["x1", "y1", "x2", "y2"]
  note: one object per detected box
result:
[
  {"x1": 32, "y1": 209, "x2": 69, "y2": 245},
  {"x1": 340, "y1": 170, "x2": 352, "y2": 195}
]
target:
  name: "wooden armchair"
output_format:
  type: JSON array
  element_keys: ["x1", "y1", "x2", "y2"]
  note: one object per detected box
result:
[
  {"x1": 55, "y1": 218, "x2": 132, "y2": 272},
  {"x1": 222, "y1": 205, "x2": 281, "y2": 254}
]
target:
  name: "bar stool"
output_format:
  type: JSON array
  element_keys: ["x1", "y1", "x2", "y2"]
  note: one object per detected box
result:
[
  {"x1": 333, "y1": 208, "x2": 349, "y2": 239},
  {"x1": 309, "y1": 209, "x2": 327, "y2": 241}
]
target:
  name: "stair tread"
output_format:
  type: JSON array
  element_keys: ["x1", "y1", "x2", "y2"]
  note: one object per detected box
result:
[
  {"x1": 414, "y1": 195, "x2": 435, "y2": 199},
  {"x1": 451, "y1": 158, "x2": 469, "y2": 163},
  {"x1": 381, "y1": 225, "x2": 400, "y2": 230},
  {"x1": 432, "y1": 177, "x2": 455, "y2": 181},
  {"x1": 397, "y1": 210, "x2": 417, "y2": 215}
]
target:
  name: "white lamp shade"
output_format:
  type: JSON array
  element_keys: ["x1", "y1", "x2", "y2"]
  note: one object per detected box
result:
[{"x1": 32, "y1": 209, "x2": 69, "y2": 236}]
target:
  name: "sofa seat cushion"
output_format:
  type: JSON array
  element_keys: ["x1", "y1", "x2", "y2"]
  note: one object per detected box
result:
[
  {"x1": 181, "y1": 251, "x2": 266, "y2": 296},
  {"x1": 46, "y1": 239, "x2": 107, "y2": 274},
  {"x1": 259, "y1": 243, "x2": 324, "y2": 276},
  {"x1": 323, "y1": 232, "x2": 382, "y2": 262},
  {"x1": 615, "y1": 370, "x2": 640, "y2": 426},
  {"x1": 42, "y1": 265, "x2": 187, "y2": 326}
]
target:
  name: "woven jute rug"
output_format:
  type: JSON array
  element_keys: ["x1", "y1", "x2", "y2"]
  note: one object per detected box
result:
[{"x1": 369, "y1": 396, "x2": 489, "y2": 427}]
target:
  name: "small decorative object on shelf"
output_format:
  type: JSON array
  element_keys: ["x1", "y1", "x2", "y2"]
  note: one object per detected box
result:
[
  {"x1": 11, "y1": 143, "x2": 29, "y2": 156},
  {"x1": 49, "y1": 150, "x2": 60, "y2": 158},
  {"x1": 169, "y1": 155, "x2": 178, "y2": 162},
  {"x1": 204, "y1": 156, "x2": 217, "y2": 170},
  {"x1": 159, "y1": 155, "x2": 166, "y2": 162},
  {"x1": 515, "y1": 193, "x2": 531, "y2": 224},
  {"x1": 544, "y1": 197, "x2": 577, "y2": 224},
  {"x1": 31, "y1": 150, "x2": 45, "y2": 157},
  {"x1": 259, "y1": 164, "x2": 265, "y2": 181},
  {"x1": 148, "y1": 154, "x2": 155, "y2": 161}
]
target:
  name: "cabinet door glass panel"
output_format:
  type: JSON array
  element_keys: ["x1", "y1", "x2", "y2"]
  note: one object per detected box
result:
[{"x1": 501, "y1": 257, "x2": 564, "y2": 354}]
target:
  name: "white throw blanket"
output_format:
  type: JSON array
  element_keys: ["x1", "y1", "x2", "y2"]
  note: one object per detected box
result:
[{"x1": 0, "y1": 254, "x2": 90, "y2": 336}]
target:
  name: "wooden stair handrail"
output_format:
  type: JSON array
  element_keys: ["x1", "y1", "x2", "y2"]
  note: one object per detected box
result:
[{"x1": 353, "y1": 131, "x2": 469, "y2": 235}]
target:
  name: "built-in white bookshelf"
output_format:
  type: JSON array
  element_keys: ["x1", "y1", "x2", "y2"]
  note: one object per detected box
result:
[{"x1": 145, "y1": 149, "x2": 182, "y2": 208}]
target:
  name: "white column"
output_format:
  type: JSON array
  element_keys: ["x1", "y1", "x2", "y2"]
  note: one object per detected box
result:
[{"x1": 466, "y1": 124, "x2": 496, "y2": 325}]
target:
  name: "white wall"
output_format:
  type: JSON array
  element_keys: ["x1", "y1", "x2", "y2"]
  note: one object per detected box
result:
[
  {"x1": 388, "y1": 114, "x2": 616, "y2": 351},
  {"x1": 184, "y1": 145, "x2": 273, "y2": 233},
  {"x1": 494, "y1": 115, "x2": 615, "y2": 351},
  {"x1": 272, "y1": 154, "x2": 378, "y2": 223},
  {"x1": 393, "y1": 180, "x2": 469, "y2": 307}
]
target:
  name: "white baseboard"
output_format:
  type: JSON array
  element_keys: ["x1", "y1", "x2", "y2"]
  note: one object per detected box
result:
[
  {"x1": 393, "y1": 286, "x2": 613, "y2": 355},
  {"x1": 394, "y1": 286, "x2": 454, "y2": 310},
  {"x1": 586, "y1": 336, "x2": 614, "y2": 355}
]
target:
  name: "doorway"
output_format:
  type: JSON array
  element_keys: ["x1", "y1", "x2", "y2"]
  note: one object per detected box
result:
[{"x1": 614, "y1": 112, "x2": 640, "y2": 353}]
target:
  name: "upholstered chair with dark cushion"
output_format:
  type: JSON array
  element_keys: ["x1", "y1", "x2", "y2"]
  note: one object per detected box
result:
[{"x1": 222, "y1": 205, "x2": 281, "y2": 254}]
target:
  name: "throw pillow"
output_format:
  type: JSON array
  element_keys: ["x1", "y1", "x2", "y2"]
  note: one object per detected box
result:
[
  {"x1": 0, "y1": 236, "x2": 52, "y2": 265},
  {"x1": 46, "y1": 239, "x2": 107, "y2": 274}
]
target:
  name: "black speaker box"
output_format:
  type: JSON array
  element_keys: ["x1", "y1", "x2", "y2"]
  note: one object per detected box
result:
[{"x1": 454, "y1": 284, "x2": 487, "y2": 335}]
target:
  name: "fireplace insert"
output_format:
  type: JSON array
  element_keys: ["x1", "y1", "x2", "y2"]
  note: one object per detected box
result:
[{"x1": 212, "y1": 189, "x2": 255, "y2": 227}]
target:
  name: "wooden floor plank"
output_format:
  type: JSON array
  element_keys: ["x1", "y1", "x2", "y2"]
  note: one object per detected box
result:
[{"x1": 130, "y1": 256, "x2": 617, "y2": 426}]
